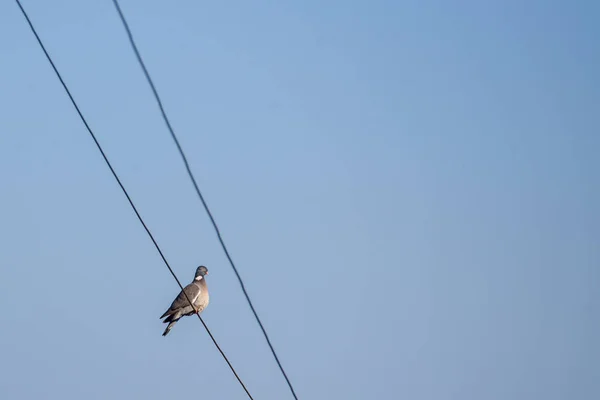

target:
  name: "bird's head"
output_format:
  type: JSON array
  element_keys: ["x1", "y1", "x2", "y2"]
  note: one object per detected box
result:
[{"x1": 194, "y1": 265, "x2": 209, "y2": 280}]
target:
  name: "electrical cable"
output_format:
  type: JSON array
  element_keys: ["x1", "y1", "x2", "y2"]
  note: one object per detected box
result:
[
  {"x1": 14, "y1": 1, "x2": 254, "y2": 398},
  {"x1": 110, "y1": 2, "x2": 298, "y2": 398}
]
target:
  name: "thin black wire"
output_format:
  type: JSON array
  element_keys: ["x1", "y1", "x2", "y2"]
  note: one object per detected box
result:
[
  {"x1": 14, "y1": 2, "x2": 253, "y2": 398},
  {"x1": 110, "y1": 2, "x2": 298, "y2": 399}
]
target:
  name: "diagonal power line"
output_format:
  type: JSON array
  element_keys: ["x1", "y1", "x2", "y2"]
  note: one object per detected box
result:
[
  {"x1": 14, "y1": 1, "x2": 253, "y2": 398},
  {"x1": 110, "y1": 1, "x2": 299, "y2": 399}
]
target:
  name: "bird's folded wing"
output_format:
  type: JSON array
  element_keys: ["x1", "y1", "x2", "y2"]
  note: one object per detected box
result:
[{"x1": 165, "y1": 283, "x2": 201, "y2": 314}]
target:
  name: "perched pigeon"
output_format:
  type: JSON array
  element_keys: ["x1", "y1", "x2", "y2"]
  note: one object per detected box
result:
[{"x1": 160, "y1": 265, "x2": 209, "y2": 336}]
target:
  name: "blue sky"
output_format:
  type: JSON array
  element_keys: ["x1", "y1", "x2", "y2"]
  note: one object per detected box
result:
[{"x1": 0, "y1": 0, "x2": 598, "y2": 399}]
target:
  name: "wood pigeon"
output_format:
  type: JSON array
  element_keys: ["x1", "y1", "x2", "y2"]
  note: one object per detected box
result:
[{"x1": 160, "y1": 265, "x2": 209, "y2": 336}]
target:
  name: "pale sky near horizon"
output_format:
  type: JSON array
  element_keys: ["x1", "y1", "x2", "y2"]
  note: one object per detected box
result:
[{"x1": 0, "y1": 1, "x2": 598, "y2": 399}]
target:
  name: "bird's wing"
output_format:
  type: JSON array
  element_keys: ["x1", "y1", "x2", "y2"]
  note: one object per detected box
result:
[{"x1": 161, "y1": 283, "x2": 201, "y2": 317}]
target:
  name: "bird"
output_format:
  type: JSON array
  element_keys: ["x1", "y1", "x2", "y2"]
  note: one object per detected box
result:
[{"x1": 160, "y1": 265, "x2": 209, "y2": 336}]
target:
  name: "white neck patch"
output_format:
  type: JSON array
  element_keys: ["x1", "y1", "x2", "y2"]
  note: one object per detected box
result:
[{"x1": 194, "y1": 276, "x2": 203, "y2": 281}]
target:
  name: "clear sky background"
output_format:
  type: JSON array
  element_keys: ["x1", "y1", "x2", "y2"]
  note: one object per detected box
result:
[{"x1": 0, "y1": 1, "x2": 598, "y2": 399}]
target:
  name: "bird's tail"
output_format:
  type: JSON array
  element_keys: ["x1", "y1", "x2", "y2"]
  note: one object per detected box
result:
[{"x1": 162, "y1": 320, "x2": 177, "y2": 336}]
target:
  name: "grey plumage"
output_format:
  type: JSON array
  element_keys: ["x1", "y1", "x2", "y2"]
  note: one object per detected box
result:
[{"x1": 160, "y1": 265, "x2": 209, "y2": 336}]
